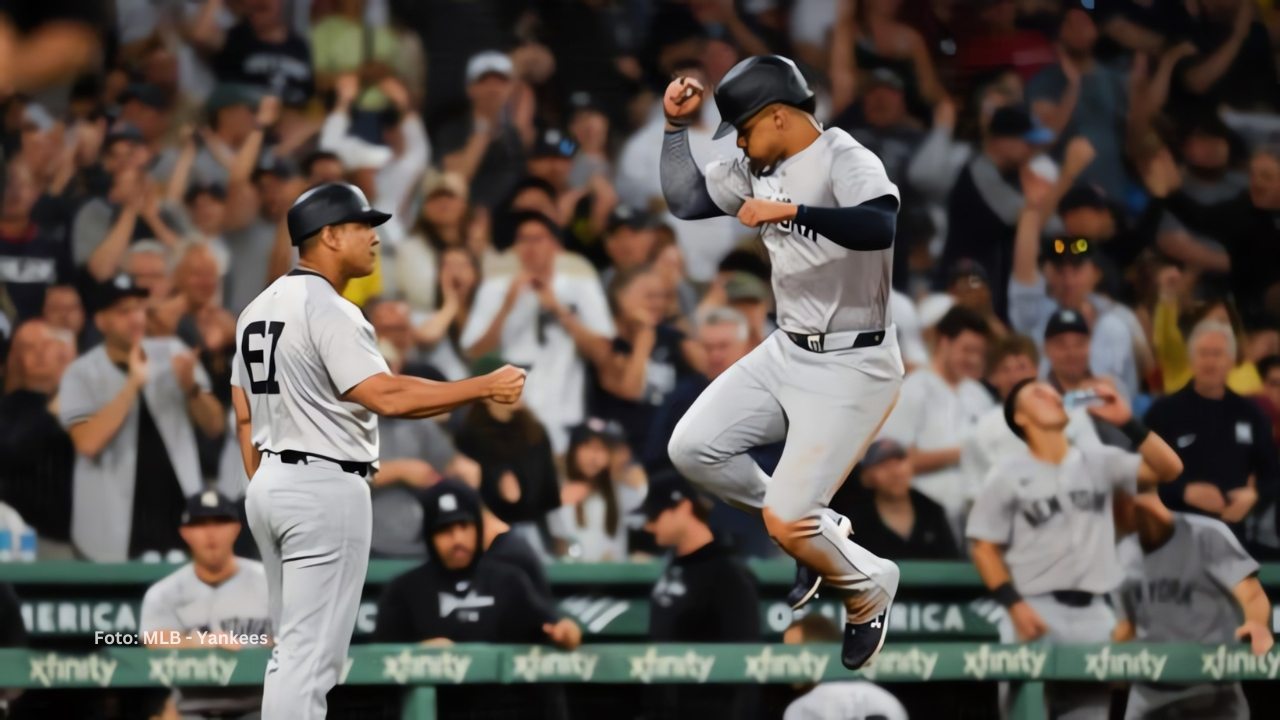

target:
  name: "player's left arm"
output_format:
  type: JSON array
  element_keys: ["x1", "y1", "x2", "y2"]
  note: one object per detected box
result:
[
  {"x1": 1231, "y1": 576, "x2": 1274, "y2": 655},
  {"x1": 741, "y1": 144, "x2": 900, "y2": 250}
]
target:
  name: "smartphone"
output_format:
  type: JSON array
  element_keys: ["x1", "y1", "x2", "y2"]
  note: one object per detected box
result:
[{"x1": 1062, "y1": 388, "x2": 1104, "y2": 410}]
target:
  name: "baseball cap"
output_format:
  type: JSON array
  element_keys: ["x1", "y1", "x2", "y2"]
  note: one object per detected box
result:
[
  {"x1": 946, "y1": 258, "x2": 990, "y2": 289},
  {"x1": 866, "y1": 68, "x2": 905, "y2": 93},
  {"x1": 181, "y1": 490, "x2": 238, "y2": 525},
  {"x1": 332, "y1": 136, "x2": 394, "y2": 171},
  {"x1": 1059, "y1": 184, "x2": 1109, "y2": 214},
  {"x1": 120, "y1": 83, "x2": 170, "y2": 111},
  {"x1": 1043, "y1": 236, "x2": 1095, "y2": 265},
  {"x1": 633, "y1": 472, "x2": 707, "y2": 521},
  {"x1": 92, "y1": 274, "x2": 149, "y2": 312},
  {"x1": 422, "y1": 171, "x2": 469, "y2": 202},
  {"x1": 606, "y1": 205, "x2": 652, "y2": 234},
  {"x1": 531, "y1": 128, "x2": 578, "y2": 159},
  {"x1": 988, "y1": 106, "x2": 1053, "y2": 144},
  {"x1": 570, "y1": 417, "x2": 627, "y2": 448},
  {"x1": 422, "y1": 479, "x2": 481, "y2": 531},
  {"x1": 206, "y1": 83, "x2": 260, "y2": 114},
  {"x1": 860, "y1": 438, "x2": 907, "y2": 470},
  {"x1": 725, "y1": 271, "x2": 769, "y2": 303},
  {"x1": 466, "y1": 51, "x2": 514, "y2": 84},
  {"x1": 1044, "y1": 308, "x2": 1090, "y2": 340}
]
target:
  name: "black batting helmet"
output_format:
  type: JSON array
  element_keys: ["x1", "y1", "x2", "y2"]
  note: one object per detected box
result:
[
  {"x1": 712, "y1": 55, "x2": 816, "y2": 140},
  {"x1": 286, "y1": 182, "x2": 392, "y2": 246}
]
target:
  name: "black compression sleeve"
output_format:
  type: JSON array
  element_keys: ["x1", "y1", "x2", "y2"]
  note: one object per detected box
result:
[{"x1": 793, "y1": 195, "x2": 898, "y2": 251}]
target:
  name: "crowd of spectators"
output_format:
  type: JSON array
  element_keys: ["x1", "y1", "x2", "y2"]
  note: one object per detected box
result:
[{"x1": 2, "y1": 0, "x2": 1280, "y2": 717}]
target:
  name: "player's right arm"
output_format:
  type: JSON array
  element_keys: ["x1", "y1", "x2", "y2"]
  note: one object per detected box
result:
[
  {"x1": 970, "y1": 540, "x2": 1048, "y2": 642},
  {"x1": 658, "y1": 77, "x2": 735, "y2": 220},
  {"x1": 231, "y1": 386, "x2": 260, "y2": 478},
  {"x1": 967, "y1": 471, "x2": 1047, "y2": 642},
  {"x1": 345, "y1": 366, "x2": 526, "y2": 419}
]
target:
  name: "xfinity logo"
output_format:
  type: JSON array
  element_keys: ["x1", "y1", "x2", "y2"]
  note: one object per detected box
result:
[
  {"x1": 860, "y1": 647, "x2": 939, "y2": 681},
  {"x1": 147, "y1": 652, "x2": 238, "y2": 686},
  {"x1": 962, "y1": 645, "x2": 1047, "y2": 680},
  {"x1": 743, "y1": 646, "x2": 829, "y2": 684},
  {"x1": 382, "y1": 648, "x2": 472, "y2": 684},
  {"x1": 628, "y1": 647, "x2": 715, "y2": 684},
  {"x1": 28, "y1": 653, "x2": 118, "y2": 688},
  {"x1": 1201, "y1": 646, "x2": 1280, "y2": 680},
  {"x1": 512, "y1": 646, "x2": 599, "y2": 682},
  {"x1": 1083, "y1": 647, "x2": 1167, "y2": 681}
]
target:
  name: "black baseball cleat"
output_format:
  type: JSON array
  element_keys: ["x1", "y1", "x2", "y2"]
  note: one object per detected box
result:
[
  {"x1": 841, "y1": 601, "x2": 892, "y2": 670},
  {"x1": 787, "y1": 563, "x2": 822, "y2": 610}
]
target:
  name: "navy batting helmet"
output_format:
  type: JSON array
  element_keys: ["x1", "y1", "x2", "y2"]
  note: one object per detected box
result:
[
  {"x1": 286, "y1": 182, "x2": 392, "y2": 246},
  {"x1": 712, "y1": 55, "x2": 816, "y2": 140}
]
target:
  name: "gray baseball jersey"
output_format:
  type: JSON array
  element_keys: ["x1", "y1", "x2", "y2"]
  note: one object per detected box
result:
[
  {"x1": 1116, "y1": 516, "x2": 1256, "y2": 720},
  {"x1": 1115, "y1": 514, "x2": 1258, "y2": 644},
  {"x1": 232, "y1": 268, "x2": 390, "y2": 462},
  {"x1": 967, "y1": 445, "x2": 1140, "y2": 595},
  {"x1": 140, "y1": 560, "x2": 271, "y2": 715},
  {"x1": 704, "y1": 127, "x2": 899, "y2": 333}
]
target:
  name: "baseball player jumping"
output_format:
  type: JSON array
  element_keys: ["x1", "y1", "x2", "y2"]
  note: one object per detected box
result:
[
  {"x1": 660, "y1": 55, "x2": 905, "y2": 670},
  {"x1": 230, "y1": 183, "x2": 526, "y2": 719}
]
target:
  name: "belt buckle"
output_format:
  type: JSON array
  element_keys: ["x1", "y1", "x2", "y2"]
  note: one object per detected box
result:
[{"x1": 806, "y1": 334, "x2": 824, "y2": 352}]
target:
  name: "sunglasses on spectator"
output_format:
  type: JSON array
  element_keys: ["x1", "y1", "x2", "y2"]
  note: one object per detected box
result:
[{"x1": 1049, "y1": 238, "x2": 1092, "y2": 260}]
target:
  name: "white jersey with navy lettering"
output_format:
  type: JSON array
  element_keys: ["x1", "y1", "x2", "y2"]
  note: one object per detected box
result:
[
  {"x1": 232, "y1": 268, "x2": 390, "y2": 463},
  {"x1": 704, "y1": 127, "x2": 900, "y2": 334}
]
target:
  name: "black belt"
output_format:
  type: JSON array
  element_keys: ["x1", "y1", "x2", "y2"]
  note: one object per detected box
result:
[
  {"x1": 269, "y1": 450, "x2": 371, "y2": 478},
  {"x1": 784, "y1": 328, "x2": 886, "y2": 353},
  {"x1": 1051, "y1": 590, "x2": 1097, "y2": 607}
]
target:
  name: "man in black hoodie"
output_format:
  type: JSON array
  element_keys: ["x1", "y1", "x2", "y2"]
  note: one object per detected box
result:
[{"x1": 372, "y1": 479, "x2": 581, "y2": 719}]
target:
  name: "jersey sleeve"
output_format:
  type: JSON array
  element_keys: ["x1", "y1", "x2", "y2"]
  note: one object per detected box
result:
[
  {"x1": 312, "y1": 301, "x2": 390, "y2": 394},
  {"x1": 703, "y1": 157, "x2": 753, "y2": 215},
  {"x1": 965, "y1": 471, "x2": 1016, "y2": 544},
  {"x1": 459, "y1": 278, "x2": 509, "y2": 351},
  {"x1": 1199, "y1": 521, "x2": 1260, "y2": 593},
  {"x1": 138, "y1": 581, "x2": 182, "y2": 634},
  {"x1": 570, "y1": 277, "x2": 616, "y2": 337},
  {"x1": 1085, "y1": 445, "x2": 1142, "y2": 494},
  {"x1": 230, "y1": 350, "x2": 243, "y2": 389},
  {"x1": 829, "y1": 142, "x2": 900, "y2": 208},
  {"x1": 56, "y1": 359, "x2": 100, "y2": 428}
]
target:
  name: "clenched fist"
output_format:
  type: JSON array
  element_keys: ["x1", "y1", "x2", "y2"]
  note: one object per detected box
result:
[
  {"x1": 663, "y1": 77, "x2": 705, "y2": 128},
  {"x1": 485, "y1": 364, "x2": 527, "y2": 404},
  {"x1": 736, "y1": 198, "x2": 797, "y2": 228}
]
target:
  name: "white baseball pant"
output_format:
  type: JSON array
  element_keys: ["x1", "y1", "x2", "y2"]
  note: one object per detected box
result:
[
  {"x1": 668, "y1": 328, "x2": 904, "y2": 621},
  {"x1": 246, "y1": 453, "x2": 372, "y2": 720},
  {"x1": 997, "y1": 593, "x2": 1116, "y2": 720}
]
